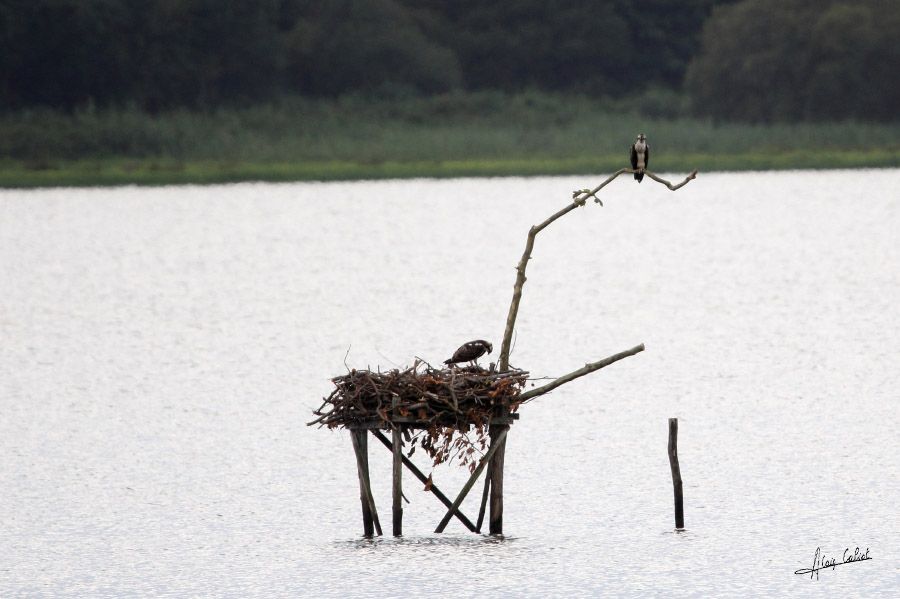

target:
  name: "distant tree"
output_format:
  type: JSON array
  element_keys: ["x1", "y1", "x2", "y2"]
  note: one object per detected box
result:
[
  {"x1": 685, "y1": 0, "x2": 900, "y2": 121},
  {"x1": 804, "y1": 2, "x2": 900, "y2": 120},
  {"x1": 133, "y1": 0, "x2": 283, "y2": 110},
  {"x1": 404, "y1": 0, "x2": 631, "y2": 93},
  {"x1": 0, "y1": 0, "x2": 284, "y2": 111},
  {"x1": 401, "y1": 0, "x2": 733, "y2": 95},
  {"x1": 615, "y1": 0, "x2": 736, "y2": 89},
  {"x1": 0, "y1": 0, "x2": 133, "y2": 109},
  {"x1": 1, "y1": 0, "x2": 785, "y2": 112},
  {"x1": 0, "y1": 1, "x2": 22, "y2": 106},
  {"x1": 282, "y1": 0, "x2": 462, "y2": 96}
]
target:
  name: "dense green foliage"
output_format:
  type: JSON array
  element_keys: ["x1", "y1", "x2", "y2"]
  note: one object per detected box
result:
[
  {"x1": 686, "y1": 0, "x2": 900, "y2": 122},
  {"x1": 1, "y1": 0, "x2": 730, "y2": 109},
  {"x1": 399, "y1": 0, "x2": 728, "y2": 95},
  {"x1": 1, "y1": 0, "x2": 285, "y2": 110},
  {"x1": 2, "y1": 0, "x2": 898, "y2": 122}
]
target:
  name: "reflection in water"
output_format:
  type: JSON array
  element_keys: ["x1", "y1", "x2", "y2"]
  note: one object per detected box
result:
[
  {"x1": 344, "y1": 534, "x2": 514, "y2": 550},
  {"x1": 1, "y1": 171, "x2": 897, "y2": 596}
]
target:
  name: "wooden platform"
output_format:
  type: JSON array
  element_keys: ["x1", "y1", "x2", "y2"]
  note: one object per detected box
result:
[{"x1": 349, "y1": 413, "x2": 519, "y2": 429}]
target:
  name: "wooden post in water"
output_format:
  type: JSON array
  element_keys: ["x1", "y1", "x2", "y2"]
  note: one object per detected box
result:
[
  {"x1": 392, "y1": 426, "x2": 403, "y2": 536},
  {"x1": 476, "y1": 474, "x2": 490, "y2": 532},
  {"x1": 668, "y1": 418, "x2": 684, "y2": 529},
  {"x1": 351, "y1": 429, "x2": 382, "y2": 536},
  {"x1": 435, "y1": 426, "x2": 509, "y2": 533},
  {"x1": 488, "y1": 423, "x2": 509, "y2": 535}
]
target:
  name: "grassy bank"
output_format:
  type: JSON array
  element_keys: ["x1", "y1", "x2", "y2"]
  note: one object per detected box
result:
[
  {"x1": 2, "y1": 151, "x2": 898, "y2": 188},
  {"x1": 3, "y1": 92, "x2": 899, "y2": 187}
]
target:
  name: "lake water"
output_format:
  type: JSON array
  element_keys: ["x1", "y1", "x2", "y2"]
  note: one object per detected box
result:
[{"x1": 1, "y1": 170, "x2": 898, "y2": 597}]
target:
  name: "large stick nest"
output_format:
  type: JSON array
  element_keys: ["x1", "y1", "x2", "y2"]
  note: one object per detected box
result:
[
  {"x1": 309, "y1": 360, "x2": 528, "y2": 429},
  {"x1": 308, "y1": 360, "x2": 529, "y2": 472}
]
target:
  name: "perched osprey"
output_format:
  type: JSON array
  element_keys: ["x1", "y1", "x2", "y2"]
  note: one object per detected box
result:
[
  {"x1": 630, "y1": 134, "x2": 649, "y2": 182},
  {"x1": 444, "y1": 339, "x2": 493, "y2": 366}
]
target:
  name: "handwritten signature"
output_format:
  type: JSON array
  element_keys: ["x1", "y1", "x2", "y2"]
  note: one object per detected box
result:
[{"x1": 794, "y1": 546, "x2": 872, "y2": 579}]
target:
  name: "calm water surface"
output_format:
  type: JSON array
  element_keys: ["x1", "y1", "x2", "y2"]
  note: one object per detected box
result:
[{"x1": 1, "y1": 171, "x2": 898, "y2": 597}]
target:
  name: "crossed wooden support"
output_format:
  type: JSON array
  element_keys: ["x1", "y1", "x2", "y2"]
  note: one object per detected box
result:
[{"x1": 349, "y1": 415, "x2": 516, "y2": 537}]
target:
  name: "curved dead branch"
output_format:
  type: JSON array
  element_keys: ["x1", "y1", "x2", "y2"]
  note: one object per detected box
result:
[
  {"x1": 629, "y1": 169, "x2": 698, "y2": 193},
  {"x1": 519, "y1": 344, "x2": 645, "y2": 401},
  {"x1": 497, "y1": 167, "x2": 697, "y2": 372}
]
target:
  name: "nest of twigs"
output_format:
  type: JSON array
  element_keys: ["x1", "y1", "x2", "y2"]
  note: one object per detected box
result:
[{"x1": 308, "y1": 360, "x2": 529, "y2": 472}]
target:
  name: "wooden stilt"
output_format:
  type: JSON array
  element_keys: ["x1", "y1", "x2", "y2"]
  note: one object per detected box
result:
[
  {"x1": 668, "y1": 418, "x2": 684, "y2": 529},
  {"x1": 371, "y1": 430, "x2": 477, "y2": 532},
  {"x1": 350, "y1": 429, "x2": 373, "y2": 536},
  {"x1": 435, "y1": 427, "x2": 509, "y2": 533},
  {"x1": 350, "y1": 429, "x2": 382, "y2": 536},
  {"x1": 476, "y1": 472, "x2": 490, "y2": 532},
  {"x1": 392, "y1": 426, "x2": 403, "y2": 536},
  {"x1": 489, "y1": 423, "x2": 508, "y2": 535}
]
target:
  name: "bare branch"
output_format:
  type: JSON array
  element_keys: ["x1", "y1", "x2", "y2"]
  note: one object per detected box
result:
[
  {"x1": 518, "y1": 344, "x2": 645, "y2": 402},
  {"x1": 498, "y1": 167, "x2": 697, "y2": 371},
  {"x1": 343, "y1": 346, "x2": 352, "y2": 372},
  {"x1": 626, "y1": 169, "x2": 698, "y2": 195}
]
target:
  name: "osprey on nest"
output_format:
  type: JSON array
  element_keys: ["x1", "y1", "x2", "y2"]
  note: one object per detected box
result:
[
  {"x1": 630, "y1": 133, "x2": 649, "y2": 182},
  {"x1": 444, "y1": 339, "x2": 493, "y2": 367}
]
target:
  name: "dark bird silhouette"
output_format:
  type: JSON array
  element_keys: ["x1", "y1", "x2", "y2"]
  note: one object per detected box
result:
[
  {"x1": 630, "y1": 133, "x2": 649, "y2": 182},
  {"x1": 444, "y1": 340, "x2": 493, "y2": 366}
]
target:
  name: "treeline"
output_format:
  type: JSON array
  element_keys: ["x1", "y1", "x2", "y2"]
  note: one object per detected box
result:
[
  {"x1": 687, "y1": 0, "x2": 900, "y2": 122},
  {"x1": 0, "y1": 0, "x2": 728, "y2": 109},
  {"x1": 1, "y1": 0, "x2": 898, "y2": 122}
]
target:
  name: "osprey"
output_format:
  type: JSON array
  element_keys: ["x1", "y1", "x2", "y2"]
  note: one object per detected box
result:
[
  {"x1": 444, "y1": 339, "x2": 493, "y2": 366},
  {"x1": 630, "y1": 134, "x2": 649, "y2": 182}
]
